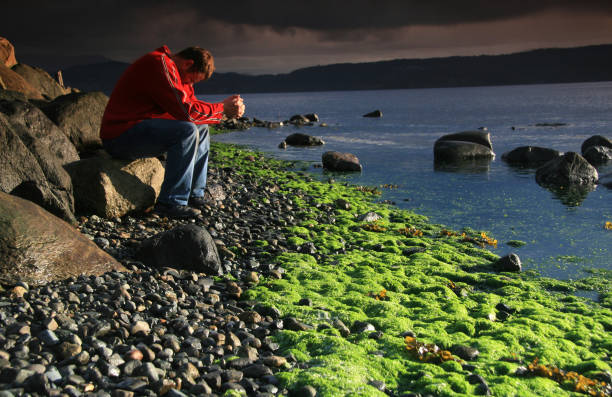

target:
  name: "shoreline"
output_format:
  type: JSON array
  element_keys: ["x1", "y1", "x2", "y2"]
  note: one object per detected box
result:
[{"x1": 1, "y1": 141, "x2": 610, "y2": 396}]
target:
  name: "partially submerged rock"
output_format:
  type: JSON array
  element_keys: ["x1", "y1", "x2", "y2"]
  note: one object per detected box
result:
[
  {"x1": 434, "y1": 130, "x2": 495, "y2": 162},
  {"x1": 136, "y1": 224, "x2": 222, "y2": 275},
  {"x1": 363, "y1": 110, "x2": 382, "y2": 118},
  {"x1": 501, "y1": 146, "x2": 562, "y2": 167},
  {"x1": 322, "y1": 151, "x2": 362, "y2": 172},
  {"x1": 0, "y1": 192, "x2": 124, "y2": 286},
  {"x1": 64, "y1": 156, "x2": 164, "y2": 219},
  {"x1": 494, "y1": 253, "x2": 522, "y2": 272},
  {"x1": 535, "y1": 152, "x2": 598, "y2": 186},
  {"x1": 285, "y1": 133, "x2": 325, "y2": 146}
]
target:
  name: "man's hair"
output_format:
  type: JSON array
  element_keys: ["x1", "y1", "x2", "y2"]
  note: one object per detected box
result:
[{"x1": 176, "y1": 47, "x2": 215, "y2": 80}]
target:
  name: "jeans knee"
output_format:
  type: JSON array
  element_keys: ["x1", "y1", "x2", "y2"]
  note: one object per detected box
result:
[{"x1": 175, "y1": 121, "x2": 199, "y2": 142}]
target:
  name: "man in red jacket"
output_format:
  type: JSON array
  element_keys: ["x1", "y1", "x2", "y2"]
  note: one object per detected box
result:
[{"x1": 100, "y1": 46, "x2": 244, "y2": 218}]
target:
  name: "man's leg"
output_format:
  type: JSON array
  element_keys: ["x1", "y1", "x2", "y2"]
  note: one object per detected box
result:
[
  {"x1": 103, "y1": 118, "x2": 200, "y2": 206},
  {"x1": 189, "y1": 124, "x2": 210, "y2": 199}
]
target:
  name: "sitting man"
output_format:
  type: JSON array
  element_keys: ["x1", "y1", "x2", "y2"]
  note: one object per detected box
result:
[{"x1": 100, "y1": 45, "x2": 244, "y2": 218}]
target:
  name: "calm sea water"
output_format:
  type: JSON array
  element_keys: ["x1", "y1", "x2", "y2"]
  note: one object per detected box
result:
[{"x1": 203, "y1": 82, "x2": 612, "y2": 280}]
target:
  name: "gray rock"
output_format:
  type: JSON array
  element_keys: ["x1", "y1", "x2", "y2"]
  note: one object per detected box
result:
[
  {"x1": 358, "y1": 212, "x2": 382, "y2": 222},
  {"x1": 136, "y1": 224, "x2": 222, "y2": 275},
  {"x1": 36, "y1": 92, "x2": 108, "y2": 153},
  {"x1": 451, "y1": 345, "x2": 480, "y2": 361},
  {"x1": 285, "y1": 133, "x2": 325, "y2": 146},
  {"x1": 535, "y1": 152, "x2": 598, "y2": 186},
  {"x1": 501, "y1": 146, "x2": 562, "y2": 166},
  {"x1": 64, "y1": 156, "x2": 164, "y2": 218},
  {"x1": 494, "y1": 253, "x2": 522, "y2": 272},
  {"x1": 322, "y1": 151, "x2": 362, "y2": 172},
  {"x1": 0, "y1": 192, "x2": 125, "y2": 286}
]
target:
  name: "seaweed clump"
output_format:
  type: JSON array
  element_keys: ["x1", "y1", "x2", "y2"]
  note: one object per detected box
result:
[
  {"x1": 518, "y1": 358, "x2": 611, "y2": 396},
  {"x1": 404, "y1": 336, "x2": 463, "y2": 364}
]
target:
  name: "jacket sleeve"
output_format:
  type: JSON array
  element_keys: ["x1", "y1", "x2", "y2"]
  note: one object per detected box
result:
[{"x1": 147, "y1": 52, "x2": 224, "y2": 124}]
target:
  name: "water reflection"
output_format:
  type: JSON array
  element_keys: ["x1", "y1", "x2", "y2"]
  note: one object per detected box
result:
[
  {"x1": 540, "y1": 183, "x2": 597, "y2": 207},
  {"x1": 433, "y1": 158, "x2": 492, "y2": 174}
]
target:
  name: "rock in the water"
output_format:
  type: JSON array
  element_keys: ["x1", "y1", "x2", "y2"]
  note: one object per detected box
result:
[
  {"x1": 278, "y1": 141, "x2": 287, "y2": 149},
  {"x1": 494, "y1": 253, "x2": 522, "y2": 272},
  {"x1": 64, "y1": 156, "x2": 164, "y2": 218},
  {"x1": 0, "y1": 191, "x2": 125, "y2": 286},
  {"x1": 501, "y1": 146, "x2": 562, "y2": 167},
  {"x1": 322, "y1": 151, "x2": 362, "y2": 172},
  {"x1": 434, "y1": 131, "x2": 495, "y2": 162},
  {"x1": 136, "y1": 224, "x2": 222, "y2": 275},
  {"x1": 11, "y1": 64, "x2": 69, "y2": 100},
  {"x1": 535, "y1": 152, "x2": 598, "y2": 186},
  {"x1": 0, "y1": 37, "x2": 18, "y2": 68},
  {"x1": 581, "y1": 135, "x2": 612, "y2": 155},
  {"x1": 285, "y1": 133, "x2": 325, "y2": 146},
  {"x1": 36, "y1": 92, "x2": 108, "y2": 153},
  {"x1": 363, "y1": 110, "x2": 382, "y2": 118},
  {"x1": 583, "y1": 145, "x2": 612, "y2": 166}
]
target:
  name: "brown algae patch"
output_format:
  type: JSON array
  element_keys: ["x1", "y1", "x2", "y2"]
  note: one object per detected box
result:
[{"x1": 211, "y1": 142, "x2": 612, "y2": 396}]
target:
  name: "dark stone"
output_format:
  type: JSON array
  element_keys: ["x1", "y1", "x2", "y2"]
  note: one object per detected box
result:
[
  {"x1": 451, "y1": 345, "x2": 480, "y2": 361},
  {"x1": 293, "y1": 385, "x2": 317, "y2": 397},
  {"x1": 535, "y1": 152, "x2": 598, "y2": 186},
  {"x1": 583, "y1": 145, "x2": 612, "y2": 165},
  {"x1": 285, "y1": 133, "x2": 324, "y2": 146},
  {"x1": 322, "y1": 151, "x2": 362, "y2": 172},
  {"x1": 501, "y1": 146, "x2": 562, "y2": 167},
  {"x1": 363, "y1": 110, "x2": 382, "y2": 118},
  {"x1": 242, "y1": 364, "x2": 273, "y2": 378},
  {"x1": 581, "y1": 135, "x2": 612, "y2": 154},
  {"x1": 136, "y1": 224, "x2": 222, "y2": 275},
  {"x1": 436, "y1": 130, "x2": 493, "y2": 150},
  {"x1": 35, "y1": 91, "x2": 108, "y2": 154},
  {"x1": 493, "y1": 253, "x2": 522, "y2": 272},
  {"x1": 434, "y1": 140, "x2": 495, "y2": 162}
]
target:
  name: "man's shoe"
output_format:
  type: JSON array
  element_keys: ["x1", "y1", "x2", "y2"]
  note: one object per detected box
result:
[
  {"x1": 188, "y1": 196, "x2": 208, "y2": 207},
  {"x1": 153, "y1": 202, "x2": 201, "y2": 219}
]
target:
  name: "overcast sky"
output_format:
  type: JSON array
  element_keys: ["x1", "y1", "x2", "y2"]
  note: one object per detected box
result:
[{"x1": 4, "y1": 1, "x2": 612, "y2": 74}]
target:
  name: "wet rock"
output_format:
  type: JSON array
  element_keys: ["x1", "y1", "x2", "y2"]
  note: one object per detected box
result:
[
  {"x1": 322, "y1": 151, "x2": 362, "y2": 172},
  {"x1": 136, "y1": 224, "x2": 222, "y2": 275},
  {"x1": 363, "y1": 110, "x2": 382, "y2": 118},
  {"x1": 493, "y1": 253, "x2": 522, "y2": 272},
  {"x1": 285, "y1": 133, "x2": 325, "y2": 146},
  {"x1": 535, "y1": 152, "x2": 598, "y2": 186},
  {"x1": 583, "y1": 145, "x2": 612, "y2": 165},
  {"x1": 434, "y1": 131, "x2": 495, "y2": 162},
  {"x1": 501, "y1": 146, "x2": 562, "y2": 167},
  {"x1": 294, "y1": 385, "x2": 317, "y2": 397},
  {"x1": 284, "y1": 317, "x2": 312, "y2": 331},
  {"x1": 581, "y1": 135, "x2": 612, "y2": 155}
]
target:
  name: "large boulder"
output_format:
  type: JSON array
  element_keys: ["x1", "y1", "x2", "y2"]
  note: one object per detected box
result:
[
  {"x1": 322, "y1": 151, "x2": 362, "y2": 172},
  {"x1": 434, "y1": 130, "x2": 495, "y2": 162},
  {"x1": 64, "y1": 156, "x2": 164, "y2": 218},
  {"x1": 36, "y1": 92, "x2": 108, "y2": 153},
  {"x1": 0, "y1": 113, "x2": 75, "y2": 222},
  {"x1": 0, "y1": 63, "x2": 44, "y2": 99},
  {"x1": 581, "y1": 135, "x2": 612, "y2": 166},
  {"x1": 284, "y1": 133, "x2": 325, "y2": 146},
  {"x1": 0, "y1": 192, "x2": 125, "y2": 286},
  {"x1": 535, "y1": 152, "x2": 598, "y2": 186},
  {"x1": 12, "y1": 63, "x2": 69, "y2": 100},
  {"x1": 0, "y1": 37, "x2": 17, "y2": 68},
  {"x1": 501, "y1": 146, "x2": 562, "y2": 167},
  {"x1": 136, "y1": 224, "x2": 222, "y2": 275}
]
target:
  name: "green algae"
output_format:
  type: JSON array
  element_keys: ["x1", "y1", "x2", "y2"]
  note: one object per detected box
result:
[{"x1": 210, "y1": 142, "x2": 612, "y2": 396}]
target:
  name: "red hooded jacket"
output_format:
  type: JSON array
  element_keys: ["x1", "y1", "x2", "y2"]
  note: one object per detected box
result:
[{"x1": 100, "y1": 46, "x2": 224, "y2": 140}]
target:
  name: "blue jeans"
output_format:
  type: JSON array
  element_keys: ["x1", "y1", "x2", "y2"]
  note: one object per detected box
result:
[{"x1": 103, "y1": 119, "x2": 209, "y2": 206}]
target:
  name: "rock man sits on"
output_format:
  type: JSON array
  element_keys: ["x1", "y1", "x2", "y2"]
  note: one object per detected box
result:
[{"x1": 100, "y1": 46, "x2": 245, "y2": 218}]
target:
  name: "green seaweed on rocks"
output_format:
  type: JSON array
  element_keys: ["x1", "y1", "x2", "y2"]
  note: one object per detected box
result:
[{"x1": 210, "y1": 142, "x2": 612, "y2": 396}]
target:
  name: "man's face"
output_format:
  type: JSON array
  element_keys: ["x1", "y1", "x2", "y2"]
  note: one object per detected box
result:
[{"x1": 176, "y1": 58, "x2": 207, "y2": 84}]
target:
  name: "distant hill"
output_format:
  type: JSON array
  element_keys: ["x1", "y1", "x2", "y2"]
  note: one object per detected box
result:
[{"x1": 60, "y1": 44, "x2": 612, "y2": 95}]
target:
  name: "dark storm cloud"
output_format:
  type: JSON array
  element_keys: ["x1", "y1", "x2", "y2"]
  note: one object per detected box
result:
[{"x1": 3, "y1": 0, "x2": 612, "y2": 73}]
